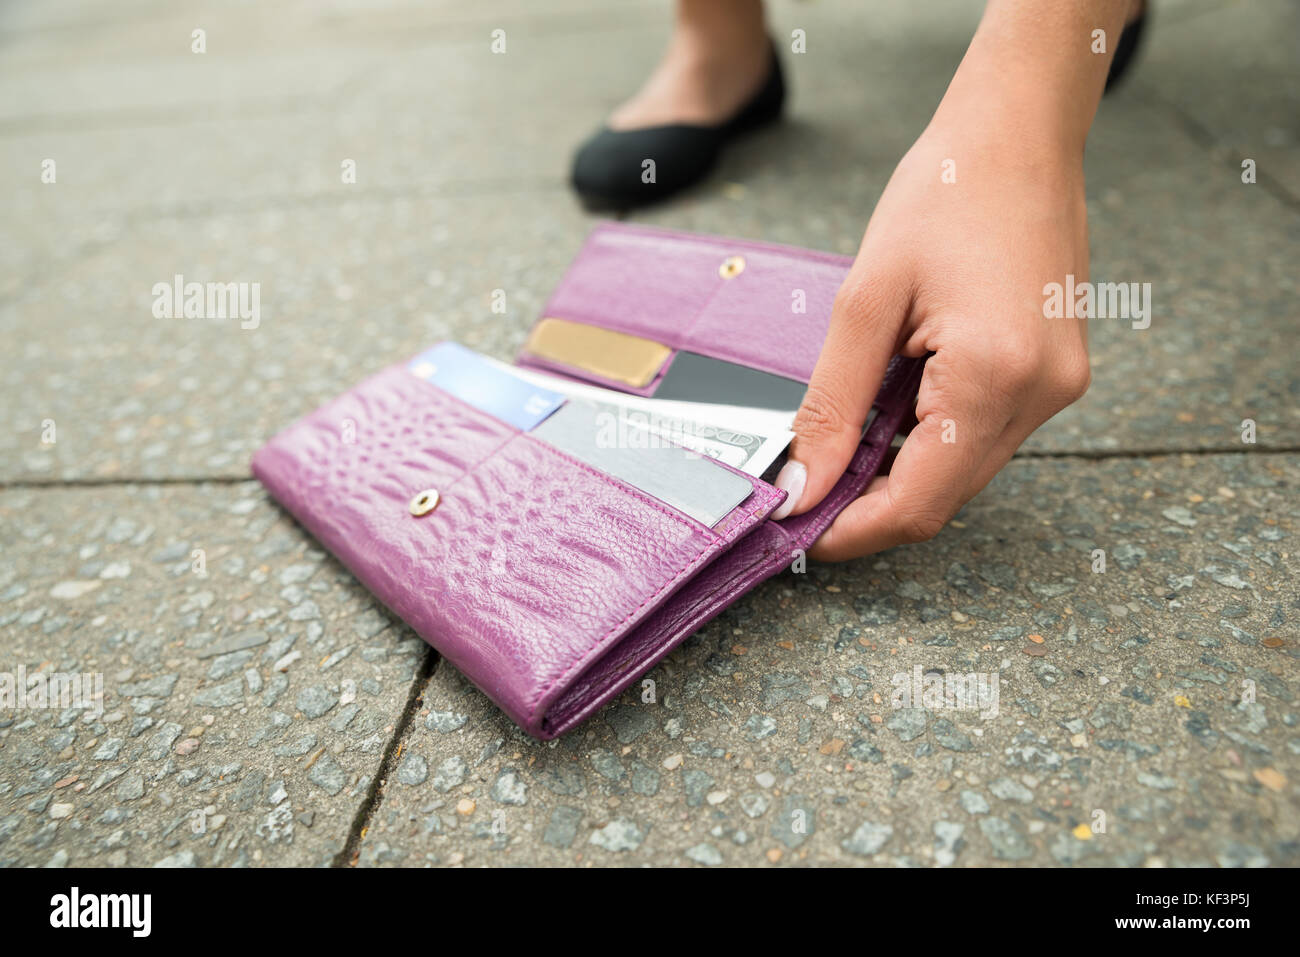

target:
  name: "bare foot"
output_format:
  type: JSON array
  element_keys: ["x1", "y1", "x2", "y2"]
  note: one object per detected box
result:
[{"x1": 608, "y1": 0, "x2": 771, "y2": 130}]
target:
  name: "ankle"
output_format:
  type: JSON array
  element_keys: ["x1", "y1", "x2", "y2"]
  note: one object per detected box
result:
[
  {"x1": 604, "y1": 1, "x2": 772, "y2": 130},
  {"x1": 675, "y1": 0, "x2": 766, "y2": 32},
  {"x1": 672, "y1": 0, "x2": 768, "y2": 67}
]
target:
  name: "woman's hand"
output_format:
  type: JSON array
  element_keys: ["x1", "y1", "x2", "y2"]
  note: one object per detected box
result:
[{"x1": 771, "y1": 0, "x2": 1132, "y2": 559}]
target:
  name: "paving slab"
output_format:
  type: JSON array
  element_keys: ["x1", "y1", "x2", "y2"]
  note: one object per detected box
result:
[
  {"x1": 0, "y1": 18, "x2": 670, "y2": 224},
  {"x1": 0, "y1": 0, "x2": 380, "y2": 125},
  {"x1": 0, "y1": 481, "x2": 428, "y2": 867},
  {"x1": 0, "y1": 1, "x2": 661, "y2": 290},
  {"x1": 0, "y1": 0, "x2": 662, "y2": 72},
  {"x1": 358, "y1": 452, "x2": 1299, "y2": 866},
  {"x1": 1137, "y1": 0, "x2": 1300, "y2": 197},
  {"x1": 0, "y1": 190, "x2": 595, "y2": 482},
  {"x1": 0, "y1": 9, "x2": 654, "y2": 296}
]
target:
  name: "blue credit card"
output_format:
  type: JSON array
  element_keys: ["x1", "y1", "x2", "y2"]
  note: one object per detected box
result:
[{"x1": 407, "y1": 342, "x2": 567, "y2": 431}]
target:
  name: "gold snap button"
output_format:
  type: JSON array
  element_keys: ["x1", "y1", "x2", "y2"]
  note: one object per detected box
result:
[
  {"x1": 719, "y1": 255, "x2": 745, "y2": 279},
  {"x1": 409, "y1": 489, "x2": 440, "y2": 516}
]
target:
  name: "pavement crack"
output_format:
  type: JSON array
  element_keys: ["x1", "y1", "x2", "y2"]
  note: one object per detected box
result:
[
  {"x1": 0, "y1": 475, "x2": 254, "y2": 489},
  {"x1": 1139, "y1": 88, "x2": 1300, "y2": 213},
  {"x1": 331, "y1": 644, "x2": 438, "y2": 867},
  {"x1": 1012, "y1": 445, "x2": 1300, "y2": 460},
  {"x1": 6, "y1": 446, "x2": 1297, "y2": 493}
]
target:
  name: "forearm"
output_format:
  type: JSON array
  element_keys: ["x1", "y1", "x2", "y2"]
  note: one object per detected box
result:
[{"x1": 935, "y1": 0, "x2": 1132, "y2": 156}]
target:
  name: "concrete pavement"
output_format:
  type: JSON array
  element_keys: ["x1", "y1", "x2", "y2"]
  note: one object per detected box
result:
[{"x1": 1, "y1": 0, "x2": 1296, "y2": 867}]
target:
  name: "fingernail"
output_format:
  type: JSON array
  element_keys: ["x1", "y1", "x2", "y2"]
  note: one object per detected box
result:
[{"x1": 770, "y1": 461, "x2": 806, "y2": 521}]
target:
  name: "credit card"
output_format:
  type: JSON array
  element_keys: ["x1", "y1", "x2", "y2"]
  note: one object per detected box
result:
[
  {"x1": 654, "y1": 351, "x2": 807, "y2": 412},
  {"x1": 531, "y1": 399, "x2": 754, "y2": 528},
  {"x1": 488, "y1": 356, "x2": 795, "y2": 478},
  {"x1": 408, "y1": 342, "x2": 567, "y2": 431},
  {"x1": 523, "y1": 318, "x2": 672, "y2": 388}
]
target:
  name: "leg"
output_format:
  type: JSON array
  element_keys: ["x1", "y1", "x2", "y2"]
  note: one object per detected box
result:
[
  {"x1": 569, "y1": 0, "x2": 783, "y2": 208},
  {"x1": 609, "y1": 0, "x2": 771, "y2": 129}
]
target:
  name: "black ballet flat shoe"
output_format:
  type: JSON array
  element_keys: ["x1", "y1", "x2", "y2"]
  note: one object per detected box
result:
[
  {"x1": 570, "y1": 42, "x2": 785, "y2": 210},
  {"x1": 1105, "y1": 4, "x2": 1149, "y2": 93}
]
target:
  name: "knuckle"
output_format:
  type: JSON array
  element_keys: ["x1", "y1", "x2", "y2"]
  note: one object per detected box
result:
[
  {"x1": 837, "y1": 281, "x2": 875, "y2": 319},
  {"x1": 794, "y1": 385, "x2": 855, "y2": 442},
  {"x1": 971, "y1": 335, "x2": 1042, "y2": 392},
  {"x1": 1055, "y1": 351, "x2": 1093, "y2": 402},
  {"x1": 833, "y1": 272, "x2": 898, "y2": 338},
  {"x1": 883, "y1": 473, "x2": 954, "y2": 545},
  {"x1": 999, "y1": 344, "x2": 1044, "y2": 392},
  {"x1": 894, "y1": 506, "x2": 948, "y2": 544}
]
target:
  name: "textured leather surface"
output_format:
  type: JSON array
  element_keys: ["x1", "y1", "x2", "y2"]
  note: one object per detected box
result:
[
  {"x1": 253, "y1": 222, "x2": 923, "y2": 739},
  {"x1": 252, "y1": 364, "x2": 782, "y2": 736}
]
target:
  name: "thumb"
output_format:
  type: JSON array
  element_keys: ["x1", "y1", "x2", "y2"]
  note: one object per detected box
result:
[{"x1": 771, "y1": 268, "x2": 906, "y2": 521}]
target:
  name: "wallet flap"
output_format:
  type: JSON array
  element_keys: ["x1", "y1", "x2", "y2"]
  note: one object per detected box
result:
[{"x1": 526, "y1": 221, "x2": 854, "y2": 387}]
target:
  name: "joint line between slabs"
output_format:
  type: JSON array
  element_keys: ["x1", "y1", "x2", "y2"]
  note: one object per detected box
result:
[
  {"x1": 1, "y1": 446, "x2": 1297, "y2": 493},
  {"x1": 332, "y1": 646, "x2": 439, "y2": 867}
]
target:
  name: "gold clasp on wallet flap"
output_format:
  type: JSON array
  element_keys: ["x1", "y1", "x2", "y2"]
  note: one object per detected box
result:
[
  {"x1": 719, "y1": 255, "x2": 745, "y2": 279},
  {"x1": 409, "y1": 489, "x2": 440, "y2": 516}
]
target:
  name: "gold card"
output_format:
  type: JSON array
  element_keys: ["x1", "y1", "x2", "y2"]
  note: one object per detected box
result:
[{"x1": 523, "y1": 318, "x2": 671, "y2": 388}]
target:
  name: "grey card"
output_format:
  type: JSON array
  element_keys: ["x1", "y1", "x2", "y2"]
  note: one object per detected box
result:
[
  {"x1": 531, "y1": 398, "x2": 754, "y2": 527},
  {"x1": 654, "y1": 351, "x2": 808, "y2": 412}
]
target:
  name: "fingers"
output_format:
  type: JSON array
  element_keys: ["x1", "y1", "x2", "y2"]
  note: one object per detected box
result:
[
  {"x1": 771, "y1": 263, "x2": 910, "y2": 520},
  {"x1": 809, "y1": 333, "x2": 1091, "y2": 560},
  {"x1": 958, "y1": 413, "x2": 1040, "y2": 503},
  {"x1": 806, "y1": 347, "x2": 1016, "y2": 561}
]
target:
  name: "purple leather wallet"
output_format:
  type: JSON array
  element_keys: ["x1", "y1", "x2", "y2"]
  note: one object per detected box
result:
[{"x1": 252, "y1": 223, "x2": 924, "y2": 738}]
